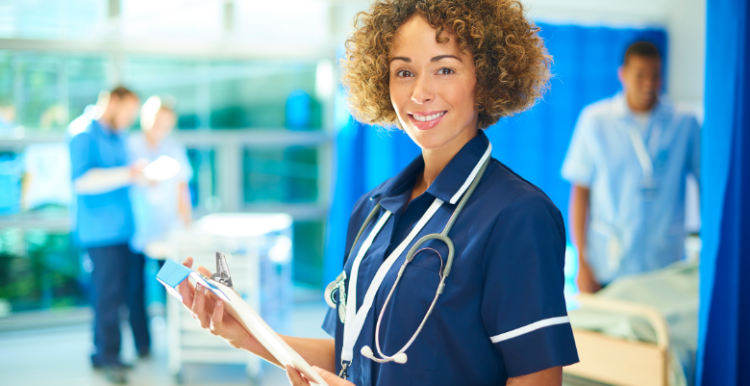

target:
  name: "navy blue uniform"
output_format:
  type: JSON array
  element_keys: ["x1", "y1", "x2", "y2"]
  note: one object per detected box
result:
[{"x1": 323, "y1": 131, "x2": 578, "y2": 385}]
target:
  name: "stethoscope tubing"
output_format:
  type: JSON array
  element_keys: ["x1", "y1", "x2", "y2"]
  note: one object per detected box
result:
[{"x1": 363, "y1": 156, "x2": 491, "y2": 363}]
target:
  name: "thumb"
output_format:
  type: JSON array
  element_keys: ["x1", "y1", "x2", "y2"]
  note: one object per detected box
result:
[{"x1": 313, "y1": 366, "x2": 347, "y2": 384}]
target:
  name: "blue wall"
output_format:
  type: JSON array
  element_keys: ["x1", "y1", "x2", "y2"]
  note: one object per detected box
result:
[{"x1": 324, "y1": 23, "x2": 668, "y2": 284}]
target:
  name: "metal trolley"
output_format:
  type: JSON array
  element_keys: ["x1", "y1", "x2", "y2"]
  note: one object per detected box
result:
[{"x1": 153, "y1": 213, "x2": 294, "y2": 384}]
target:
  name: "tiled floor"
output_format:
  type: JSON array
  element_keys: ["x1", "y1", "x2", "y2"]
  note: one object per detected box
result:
[{"x1": 0, "y1": 302, "x2": 330, "y2": 386}]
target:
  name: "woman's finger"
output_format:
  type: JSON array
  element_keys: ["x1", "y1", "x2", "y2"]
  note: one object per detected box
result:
[
  {"x1": 196, "y1": 265, "x2": 213, "y2": 277},
  {"x1": 192, "y1": 284, "x2": 210, "y2": 328},
  {"x1": 209, "y1": 300, "x2": 224, "y2": 335},
  {"x1": 177, "y1": 257, "x2": 195, "y2": 307},
  {"x1": 286, "y1": 365, "x2": 310, "y2": 386}
]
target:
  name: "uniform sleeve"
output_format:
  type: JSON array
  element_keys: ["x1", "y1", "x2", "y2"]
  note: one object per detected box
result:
[
  {"x1": 69, "y1": 133, "x2": 93, "y2": 181},
  {"x1": 321, "y1": 307, "x2": 337, "y2": 338},
  {"x1": 481, "y1": 193, "x2": 579, "y2": 377},
  {"x1": 561, "y1": 109, "x2": 597, "y2": 187}
]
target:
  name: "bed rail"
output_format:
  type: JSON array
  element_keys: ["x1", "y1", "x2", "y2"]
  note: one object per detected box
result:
[{"x1": 565, "y1": 293, "x2": 670, "y2": 386}]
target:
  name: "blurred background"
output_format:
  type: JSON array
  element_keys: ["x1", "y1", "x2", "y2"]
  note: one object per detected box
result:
[{"x1": 0, "y1": 0, "x2": 716, "y2": 385}]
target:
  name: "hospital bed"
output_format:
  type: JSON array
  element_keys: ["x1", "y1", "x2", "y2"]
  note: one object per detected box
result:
[{"x1": 563, "y1": 262, "x2": 698, "y2": 386}]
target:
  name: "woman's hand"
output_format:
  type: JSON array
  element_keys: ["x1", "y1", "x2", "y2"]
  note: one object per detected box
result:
[
  {"x1": 176, "y1": 257, "x2": 258, "y2": 350},
  {"x1": 286, "y1": 365, "x2": 354, "y2": 386}
]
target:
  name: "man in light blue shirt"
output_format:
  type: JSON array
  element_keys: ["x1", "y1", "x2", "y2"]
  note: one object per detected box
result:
[{"x1": 562, "y1": 42, "x2": 700, "y2": 292}]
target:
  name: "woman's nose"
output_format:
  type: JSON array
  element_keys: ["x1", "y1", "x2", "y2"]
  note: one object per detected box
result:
[{"x1": 411, "y1": 75, "x2": 435, "y2": 104}]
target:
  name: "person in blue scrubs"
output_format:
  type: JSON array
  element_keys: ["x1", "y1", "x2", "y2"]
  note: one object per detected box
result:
[
  {"x1": 177, "y1": 1, "x2": 578, "y2": 385},
  {"x1": 562, "y1": 42, "x2": 701, "y2": 293},
  {"x1": 68, "y1": 86, "x2": 145, "y2": 384}
]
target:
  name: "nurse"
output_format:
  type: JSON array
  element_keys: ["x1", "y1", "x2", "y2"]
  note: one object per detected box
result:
[
  {"x1": 127, "y1": 96, "x2": 194, "y2": 357},
  {"x1": 178, "y1": 0, "x2": 579, "y2": 385}
]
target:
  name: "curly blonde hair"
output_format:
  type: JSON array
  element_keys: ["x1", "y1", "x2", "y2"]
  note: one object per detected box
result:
[{"x1": 342, "y1": 0, "x2": 551, "y2": 129}]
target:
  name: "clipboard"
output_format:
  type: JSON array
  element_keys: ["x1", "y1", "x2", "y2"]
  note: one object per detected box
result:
[{"x1": 157, "y1": 259, "x2": 328, "y2": 386}]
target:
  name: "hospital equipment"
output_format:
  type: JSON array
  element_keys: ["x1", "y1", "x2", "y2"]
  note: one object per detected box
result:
[
  {"x1": 148, "y1": 213, "x2": 293, "y2": 384},
  {"x1": 158, "y1": 257, "x2": 328, "y2": 386},
  {"x1": 326, "y1": 144, "x2": 492, "y2": 377}
]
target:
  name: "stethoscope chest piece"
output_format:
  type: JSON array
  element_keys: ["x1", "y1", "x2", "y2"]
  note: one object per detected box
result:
[{"x1": 325, "y1": 271, "x2": 348, "y2": 323}]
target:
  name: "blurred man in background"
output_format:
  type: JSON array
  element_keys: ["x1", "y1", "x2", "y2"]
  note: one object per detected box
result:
[
  {"x1": 562, "y1": 41, "x2": 700, "y2": 293},
  {"x1": 127, "y1": 96, "x2": 192, "y2": 319},
  {"x1": 68, "y1": 86, "x2": 144, "y2": 384}
]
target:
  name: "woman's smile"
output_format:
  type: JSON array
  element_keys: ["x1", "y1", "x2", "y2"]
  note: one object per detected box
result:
[{"x1": 408, "y1": 110, "x2": 447, "y2": 130}]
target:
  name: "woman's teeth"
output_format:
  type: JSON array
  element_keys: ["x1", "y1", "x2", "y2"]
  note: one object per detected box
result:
[{"x1": 412, "y1": 112, "x2": 446, "y2": 122}]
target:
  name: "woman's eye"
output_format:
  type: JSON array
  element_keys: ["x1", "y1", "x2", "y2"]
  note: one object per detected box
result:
[
  {"x1": 396, "y1": 70, "x2": 414, "y2": 77},
  {"x1": 437, "y1": 68, "x2": 454, "y2": 75}
]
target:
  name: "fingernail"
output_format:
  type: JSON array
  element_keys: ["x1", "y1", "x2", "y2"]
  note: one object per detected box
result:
[
  {"x1": 196, "y1": 284, "x2": 202, "y2": 291},
  {"x1": 217, "y1": 301, "x2": 223, "y2": 307}
]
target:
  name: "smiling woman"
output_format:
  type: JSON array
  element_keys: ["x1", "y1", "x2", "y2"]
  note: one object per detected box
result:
[
  {"x1": 342, "y1": 0, "x2": 551, "y2": 129},
  {"x1": 177, "y1": 1, "x2": 577, "y2": 386}
]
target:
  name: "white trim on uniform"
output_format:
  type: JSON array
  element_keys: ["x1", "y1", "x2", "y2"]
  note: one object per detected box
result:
[
  {"x1": 449, "y1": 143, "x2": 493, "y2": 204},
  {"x1": 490, "y1": 316, "x2": 570, "y2": 343}
]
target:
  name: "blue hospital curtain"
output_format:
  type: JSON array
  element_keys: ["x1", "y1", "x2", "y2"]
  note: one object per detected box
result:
[
  {"x1": 324, "y1": 24, "x2": 667, "y2": 284},
  {"x1": 697, "y1": 0, "x2": 750, "y2": 384}
]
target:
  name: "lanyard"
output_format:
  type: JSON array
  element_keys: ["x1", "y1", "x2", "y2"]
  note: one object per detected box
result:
[
  {"x1": 627, "y1": 124, "x2": 661, "y2": 181},
  {"x1": 341, "y1": 198, "x2": 444, "y2": 365}
]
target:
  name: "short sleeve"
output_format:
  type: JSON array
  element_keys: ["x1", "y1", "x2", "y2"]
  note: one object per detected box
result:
[
  {"x1": 481, "y1": 193, "x2": 579, "y2": 377},
  {"x1": 69, "y1": 132, "x2": 93, "y2": 181},
  {"x1": 561, "y1": 109, "x2": 597, "y2": 187},
  {"x1": 321, "y1": 307, "x2": 337, "y2": 338}
]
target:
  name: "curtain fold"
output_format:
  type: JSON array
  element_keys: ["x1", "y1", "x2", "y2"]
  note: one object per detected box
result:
[{"x1": 697, "y1": 0, "x2": 750, "y2": 384}]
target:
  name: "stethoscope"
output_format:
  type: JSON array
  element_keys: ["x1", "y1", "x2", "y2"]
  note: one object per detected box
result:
[{"x1": 325, "y1": 144, "x2": 492, "y2": 379}]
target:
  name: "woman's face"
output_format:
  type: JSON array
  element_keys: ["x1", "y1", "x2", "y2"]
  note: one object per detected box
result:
[{"x1": 389, "y1": 14, "x2": 478, "y2": 152}]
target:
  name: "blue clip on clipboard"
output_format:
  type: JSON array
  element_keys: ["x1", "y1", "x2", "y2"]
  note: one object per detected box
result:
[
  {"x1": 156, "y1": 259, "x2": 230, "y2": 303},
  {"x1": 154, "y1": 259, "x2": 329, "y2": 386}
]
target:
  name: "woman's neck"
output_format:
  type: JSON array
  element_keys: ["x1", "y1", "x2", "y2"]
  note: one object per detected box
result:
[{"x1": 410, "y1": 127, "x2": 479, "y2": 202}]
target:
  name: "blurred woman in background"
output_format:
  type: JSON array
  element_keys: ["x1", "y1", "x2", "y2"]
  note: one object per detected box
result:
[{"x1": 127, "y1": 96, "x2": 193, "y2": 359}]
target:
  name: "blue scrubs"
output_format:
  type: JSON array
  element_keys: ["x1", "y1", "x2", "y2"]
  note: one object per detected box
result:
[
  {"x1": 323, "y1": 131, "x2": 578, "y2": 386},
  {"x1": 69, "y1": 119, "x2": 146, "y2": 365},
  {"x1": 69, "y1": 119, "x2": 134, "y2": 247}
]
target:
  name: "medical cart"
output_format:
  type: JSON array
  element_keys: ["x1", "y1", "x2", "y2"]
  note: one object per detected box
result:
[{"x1": 153, "y1": 213, "x2": 294, "y2": 384}]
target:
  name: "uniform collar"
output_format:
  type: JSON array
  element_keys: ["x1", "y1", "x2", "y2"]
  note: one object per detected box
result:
[
  {"x1": 612, "y1": 92, "x2": 672, "y2": 119},
  {"x1": 372, "y1": 131, "x2": 492, "y2": 212}
]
